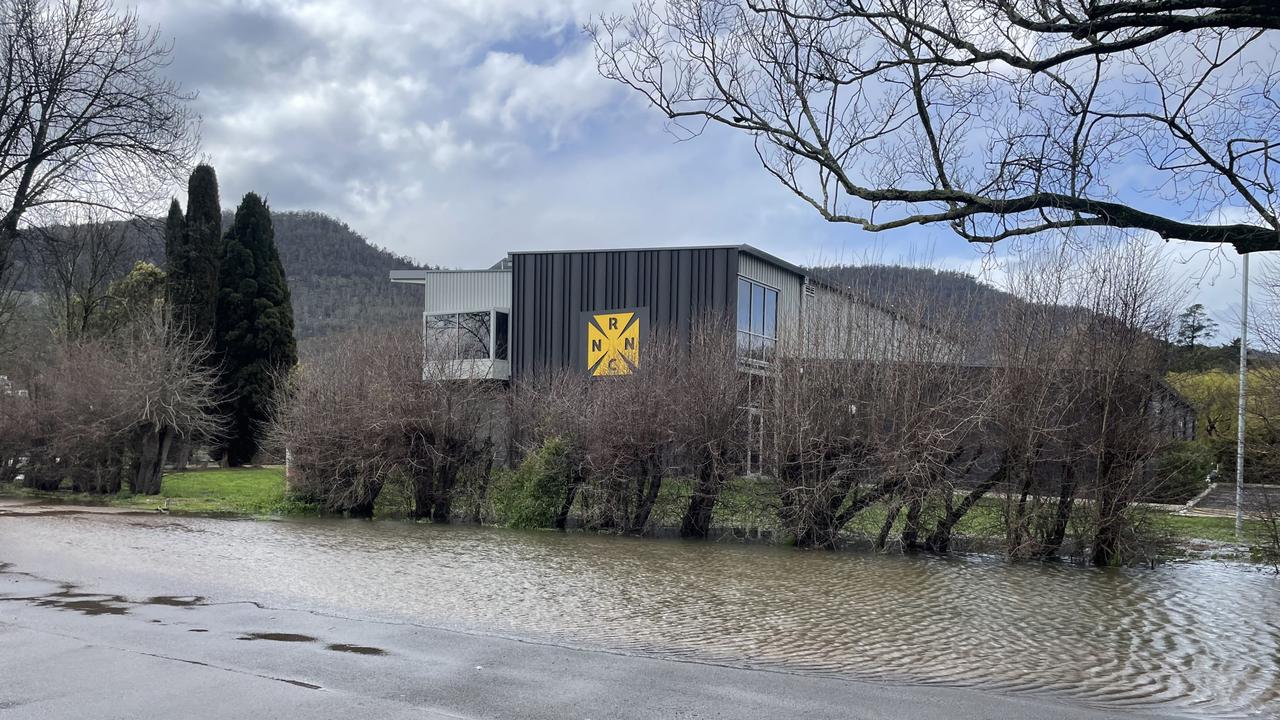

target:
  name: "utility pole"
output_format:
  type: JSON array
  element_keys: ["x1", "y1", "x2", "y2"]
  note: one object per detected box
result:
[{"x1": 1236, "y1": 253, "x2": 1249, "y2": 540}]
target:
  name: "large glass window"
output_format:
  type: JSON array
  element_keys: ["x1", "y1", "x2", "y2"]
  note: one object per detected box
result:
[
  {"x1": 736, "y1": 277, "x2": 778, "y2": 362},
  {"x1": 426, "y1": 310, "x2": 507, "y2": 362},
  {"x1": 494, "y1": 311, "x2": 509, "y2": 361}
]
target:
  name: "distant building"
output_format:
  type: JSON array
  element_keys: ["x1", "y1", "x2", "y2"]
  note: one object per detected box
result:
[{"x1": 390, "y1": 244, "x2": 947, "y2": 381}]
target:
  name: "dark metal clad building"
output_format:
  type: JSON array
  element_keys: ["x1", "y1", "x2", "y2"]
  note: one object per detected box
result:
[
  {"x1": 392, "y1": 243, "x2": 982, "y2": 384},
  {"x1": 509, "y1": 247, "x2": 740, "y2": 378}
]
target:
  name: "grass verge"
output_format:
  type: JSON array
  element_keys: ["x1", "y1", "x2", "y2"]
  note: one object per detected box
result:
[{"x1": 0, "y1": 467, "x2": 316, "y2": 517}]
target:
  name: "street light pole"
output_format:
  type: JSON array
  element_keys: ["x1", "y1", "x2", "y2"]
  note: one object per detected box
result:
[{"x1": 1236, "y1": 253, "x2": 1250, "y2": 540}]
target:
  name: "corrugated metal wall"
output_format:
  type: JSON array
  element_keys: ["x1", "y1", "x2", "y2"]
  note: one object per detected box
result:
[
  {"x1": 510, "y1": 248, "x2": 739, "y2": 378},
  {"x1": 422, "y1": 270, "x2": 512, "y2": 315}
]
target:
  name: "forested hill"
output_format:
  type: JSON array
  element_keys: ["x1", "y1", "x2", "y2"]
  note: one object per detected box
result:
[
  {"x1": 15, "y1": 211, "x2": 424, "y2": 341},
  {"x1": 809, "y1": 264, "x2": 1013, "y2": 330},
  {"x1": 262, "y1": 211, "x2": 422, "y2": 340},
  {"x1": 809, "y1": 264, "x2": 1015, "y2": 360}
]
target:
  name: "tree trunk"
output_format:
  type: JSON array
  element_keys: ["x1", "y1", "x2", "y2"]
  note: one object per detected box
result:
[
  {"x1": 680, "y1": 462, "x2": 722, "y2": 539},
  {"x1": 170, "y1": 438, "x2": 192, "y2": 471},
  {"x1": 629, "y1": 462, "x2": 663, "y2": 534},
  {"x1": 901, "y1": 498, "x2": 924, "y2": 551},
  {"x1": 1091, "y1": 494, "x2": 1124, "y2": 566},
  {"x1": 131, "y1": 425, "x2": 169, "y2": 495},
  {"x1": 875, "y1": 501, "x2": 903, "y2": 551},
  {"x1": 426, "y1": 462, "x2": 458, "y2": 523},
  {"x1": 554, "y1": 470, "x2": 581, "y2": 531},
  {"x1": 1041, "y1": 467, "x2": 1078, "y2": 560},
  {"x1": 410, "y1": 471, "x2": 433, "y2": 520},
  {"x1": 925, "y1": 463, "x2": 1007, "y2": 554}
]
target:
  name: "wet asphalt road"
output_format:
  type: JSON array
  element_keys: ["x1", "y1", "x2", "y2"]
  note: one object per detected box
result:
[{"x1": 0, "y1": 513, "x2": 1184, "y2": 720}]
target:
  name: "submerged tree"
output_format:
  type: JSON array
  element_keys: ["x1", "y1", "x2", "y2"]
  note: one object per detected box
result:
[
  {"x1": 591, "y1": 1, "x2": 1280, "y2": 253},
  {"x1": 215, "y1": 193, "x2": 296, "y2": 466}
]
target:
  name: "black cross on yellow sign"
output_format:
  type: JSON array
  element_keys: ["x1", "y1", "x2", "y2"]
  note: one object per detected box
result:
[{"x1": 587, "y1": 311, "x2": 640, "y2": 376}]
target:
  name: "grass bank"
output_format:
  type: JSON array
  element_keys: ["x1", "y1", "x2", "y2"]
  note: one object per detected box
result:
[
  {"x1": 3, "y1": 469, "x2": 1272, "y2": 559},
  {"x1": 0, "y1": 467, "x2": 315, "y2": 517},
  {"x1": 647, "y1": 476, "x2": 1272, "y2": 556}
]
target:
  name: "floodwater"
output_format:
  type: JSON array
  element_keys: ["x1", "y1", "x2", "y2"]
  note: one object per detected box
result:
[{"x1": 2, "y1": 512, "x2": 1278, "y2": 718}]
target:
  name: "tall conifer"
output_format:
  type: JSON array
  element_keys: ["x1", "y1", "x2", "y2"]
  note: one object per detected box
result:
[
  {"x1": 215, "y1": 192, "x2": 296, "y2": 466},
  {"x1": 162, "y1": 198, "x2": 185, "y2": 274},
  {"x1": 177, "y1": 164, "x2": 222, "y2": 339}
]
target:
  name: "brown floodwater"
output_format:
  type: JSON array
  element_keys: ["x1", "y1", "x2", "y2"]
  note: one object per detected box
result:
[{"x1": 2, "y1": 512, "x2": 1277, "y2": 717}]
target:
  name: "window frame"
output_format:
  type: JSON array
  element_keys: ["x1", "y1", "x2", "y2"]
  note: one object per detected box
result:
[{"x1": 736, "y1": 276, "x2": 779, "y2": 363}]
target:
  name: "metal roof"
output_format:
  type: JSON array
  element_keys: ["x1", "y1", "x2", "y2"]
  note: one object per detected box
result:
[
  {"x1": 389, "y1": 268, "x2": 511, "y2": 284},
  {"x1": 394, "y1": 245, "x2": 814, "y2": 284},
  {"x1": 508, "y1": 244, "x2": 811, "y2": 280}
]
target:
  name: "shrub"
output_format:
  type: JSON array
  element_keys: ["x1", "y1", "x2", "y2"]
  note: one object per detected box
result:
[
  {"x1": 1153, "y1": 440, "x2": 1217, "y2": 504},
  {"x1": 493, "y1": 438, "x2": 573, "y2": 529}
]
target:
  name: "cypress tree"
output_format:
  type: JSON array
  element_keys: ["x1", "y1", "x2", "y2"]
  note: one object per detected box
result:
[
  {"x1": 168, "y1": 164, "x2": 222, "y2": 340},
  {"x1": 215, "y1": 192, "x2": 296, "y2": 466},
  {"x1": 162, "y1": 198, "x2": 185, "y2": 275}
]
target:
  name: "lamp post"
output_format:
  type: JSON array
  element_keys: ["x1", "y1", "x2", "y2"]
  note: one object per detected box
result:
[{"x1": 1236, "y1": 253, "x2": 1249, "y2": 540}]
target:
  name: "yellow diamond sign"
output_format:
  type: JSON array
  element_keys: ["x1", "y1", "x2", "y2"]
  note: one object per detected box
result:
[{"x1": 587, "y1": 311, "x2": 640, "y2": 376}]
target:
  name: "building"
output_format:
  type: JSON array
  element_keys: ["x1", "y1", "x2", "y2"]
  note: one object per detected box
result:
[{"x1": 390, "y1": 244, "x2": 941, "y2": 381}]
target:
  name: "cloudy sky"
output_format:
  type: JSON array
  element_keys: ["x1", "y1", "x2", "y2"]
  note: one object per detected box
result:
[{"x1": 137, "y1": 0, "x2": 1257, "y2": 338}]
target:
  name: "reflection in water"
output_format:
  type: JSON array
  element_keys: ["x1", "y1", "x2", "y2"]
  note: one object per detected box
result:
[{"x1": 4, "y1": 513, "x2": 1279, "y2": 717}]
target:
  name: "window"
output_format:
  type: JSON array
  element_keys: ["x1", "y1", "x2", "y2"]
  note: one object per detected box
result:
[
  {"x1": 736, "y1": 277, "x2": 778, "y2": 362},
  {"x1": 425, "y1": 310, "x2": 508, "y2": 362},
  {"x1": 494, "y1": 311, "x2": 509, "y2": 361}
]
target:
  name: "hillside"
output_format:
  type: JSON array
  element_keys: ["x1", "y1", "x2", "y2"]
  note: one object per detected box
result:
[
  {"x1": 809, "y1": 264, "x2": 1015, "y2": 361},
  {"x1": 263, "y1": 211, "x2": 422, "y2": 340},
  {"x1": 13, "y1": 211, "x2": 423, "y2": 342}
]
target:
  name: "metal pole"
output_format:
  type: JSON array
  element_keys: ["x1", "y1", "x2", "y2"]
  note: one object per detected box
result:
[{"x1": 1236, "y1": 253, "x2": 1249, "y2": 540}]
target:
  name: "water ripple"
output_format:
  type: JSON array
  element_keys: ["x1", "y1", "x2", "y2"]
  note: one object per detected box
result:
[{"x1": 3, "y1": 513, "x2": 1277, "y2": 718}]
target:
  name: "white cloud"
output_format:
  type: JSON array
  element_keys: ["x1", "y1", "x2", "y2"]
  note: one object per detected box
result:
[
  {"x1": 468, "y1": 46, "x2": 619, "y2": 146},
  {"x1": 133, "y1": 0, "x2": 1267, "y2": 341}
]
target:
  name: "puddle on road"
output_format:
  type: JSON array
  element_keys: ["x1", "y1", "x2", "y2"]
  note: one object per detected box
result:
[
  {"x1": 144, "y1": 595, "x2": 205, "y2": 607},
  {"x1": 32, "y1": 585, "x2": 131, "y2": 616},
  {"x1": 237, "y1": 632, "x2": 318, "y2": 643},
  {"x1": 326, "y1": 643, "x2": 387, "y2": 656}
]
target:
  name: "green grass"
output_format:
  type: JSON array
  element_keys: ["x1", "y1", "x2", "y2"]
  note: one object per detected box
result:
[
  {"x1": 1150, "y1": 513, "x2": 1271, "y2": 545},
  {"x1": 118, "y1": 467, "x2": 312, "y2": 516},
  {"x1": 650, "y1": 476, "x2": 1274, "y2": 554},
  {"x1": 5, "y1": 466, "x2": 1275, "y2": 558},
  {"x1": 1, "y1": 467, "x2": 316, "y2": 517}
]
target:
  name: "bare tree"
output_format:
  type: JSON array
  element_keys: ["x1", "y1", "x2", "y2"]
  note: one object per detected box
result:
[
  {"x1": 591, "y1": 1, "x2": 1280, "y2": 252},
  {"x1": 274, "y1": 329, "x2": 504, "y2": 521},
  {"x1": 0, "y1": 0, "x2": 196, "y2": 338},
  {"x1": 984, "y1": 240, "x2": 1182, "y2": 563},
  {"x1": 5, "y1": 306, "x2": 217, "y2": 494},
  {"x1": 576, "y1": 332, "x2": 681, "y2": 534},
  {"x1": 271, "y1": 330, "x2": 415, "y2": 517},
  {"x1": 112, "y1": 308, "x2": 221, "y2": 494},
  {"x1": 400, "y1": 346, "x2": 504, "y2": 522},
  {"x1": 763, "y1": 280, "x2": 984, "y2": 549},
  {"x1": 671, "y1": 318, "x2": 751, "y2": 538},
  {"x1": 30, "y1": 217, "x2": 136, "y2": 340},
  {"x1": 510, "y1": 369, "x2": 595, "y2": 530},
  {"x1": 19, "y1": 339, "x2": 130, "y2": 492}
]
